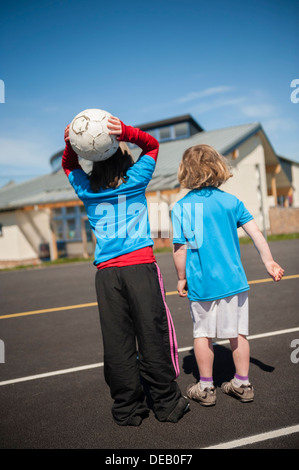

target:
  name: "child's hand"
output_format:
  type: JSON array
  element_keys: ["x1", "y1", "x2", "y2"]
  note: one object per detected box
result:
[
  {"x1": 64, "y1": 124, "x2": 70, "y2": 143},
  {"x1": 107, "y1": 116, "x2": 122, "y2": 137},
  {"x1": 265, "y1": 261, "x2": 285, "y2": 282},
  {"x1": 177, "y1": 279, "x2": 188, "y2": 297}
]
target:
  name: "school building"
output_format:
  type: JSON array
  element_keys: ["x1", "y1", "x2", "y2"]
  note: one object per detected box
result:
[{"x1": 0, "y1": 114, "x2": 298, "y2": 268}]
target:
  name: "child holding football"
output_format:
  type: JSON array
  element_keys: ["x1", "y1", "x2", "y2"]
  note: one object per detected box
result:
[
  {"x1": 62, "y1": 116, "x2": 189, "y2": 426},
  {"x1": 172, "y1": 144, "x2": 284, "y2": 406}
]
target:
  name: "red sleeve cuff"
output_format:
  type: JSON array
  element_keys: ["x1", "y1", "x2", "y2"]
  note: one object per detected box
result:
[
  {"x1": 117, "y1": 121, "x2": 159, "y2": 162},
  {"x1": 117, "y1": 121, "x2": 127, "y2": 141},
  {"x1": 62, "y1": 142, "x2": 82, "y2": 176}
]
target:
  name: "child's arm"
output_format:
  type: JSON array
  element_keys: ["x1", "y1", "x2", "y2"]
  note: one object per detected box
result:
[
  {"x1": 173, "y1": 243, "x2": 188, "y2": 296},
  {"x1": 108, "y1": 116, "x2": 159, "y2": 162},
  {"x1": 62, "y1": 124, "x2": 82, "y2": 176},
  {"x1": 242, "y1": 219, "x2": 284, "y2": 282}
]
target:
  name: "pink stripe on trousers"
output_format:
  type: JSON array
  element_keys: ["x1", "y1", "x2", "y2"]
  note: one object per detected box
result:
[{"x1": 155, "y1": 263, "x2": 180, "y2": 378}]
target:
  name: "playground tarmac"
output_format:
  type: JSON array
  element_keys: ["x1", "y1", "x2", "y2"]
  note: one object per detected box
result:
[{"x1": 0, "y1": 239, "x2": 298, "y2": 454}]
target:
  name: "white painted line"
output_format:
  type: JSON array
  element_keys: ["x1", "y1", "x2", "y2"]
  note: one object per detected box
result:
[
  {"x1": 0, "y1": 362, "x2": 104, "y2": 386},
  {"x1": 0, "y1": 326, "x2": 298, "y2": 387},
  {"x1": 201, "y1": 424, "x2": 299, "y2": 449},
  {"x1": 246, "y1": 327, "x2": 299, "y2": 341},
  {"x1": 177, "y1": 326, "x2": 299, "y2": 352}
]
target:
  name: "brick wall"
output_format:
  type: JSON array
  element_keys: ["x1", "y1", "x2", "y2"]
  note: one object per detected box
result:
[{"x1": 269, "y1": 207, "x2": 299, "y2": 235}]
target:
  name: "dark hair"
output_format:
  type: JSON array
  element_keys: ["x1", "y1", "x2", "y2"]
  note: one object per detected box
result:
[{"x1": 88, "y1": 146, "x2": 134, "y2": 192}]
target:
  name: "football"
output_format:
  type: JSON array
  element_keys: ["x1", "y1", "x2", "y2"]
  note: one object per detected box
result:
[{"x1": 69, "y1": 108, "x2": 119, "y2": 161}]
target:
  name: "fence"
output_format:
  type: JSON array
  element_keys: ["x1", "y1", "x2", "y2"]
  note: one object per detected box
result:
[{"x1": 269, "y1": 207, "x2": 299, "y2": 235}]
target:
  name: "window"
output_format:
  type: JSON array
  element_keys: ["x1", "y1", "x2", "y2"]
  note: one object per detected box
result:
[
  {"x1": 131, "y1": 120, "x2": 192, "y2": 144},
  {"x1": 146, "y1": 129, "x2": 158, "y2": 138},
  {"x1": 52, "y1": 206, "x2": 86, "y2": 242},
  {"x1": 54, "y1": 220, "x2": 64, "y2": 240},
  {"x1": 84, "y1": 219, "x2": 93, "y2": 242},
  {"x1": 159, "y1": 126, "x2": 171, "y2": 141},
  {"x1": 66, "y1": 218, "x2": 77, "y2": 239},
  {"x1": 174, "y1": 122, "x2": 189, "y2": 138},
  {"x1": 53, "y1": 208, "x2": 62, "y2": 217},
  {"x1": 66, "y1": 206, "x2": 76, "y2": 215}
]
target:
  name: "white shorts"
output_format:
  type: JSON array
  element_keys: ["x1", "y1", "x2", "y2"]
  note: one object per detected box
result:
[{"x1": 189, "y1": 292, "x2": 249, "y2": 339}]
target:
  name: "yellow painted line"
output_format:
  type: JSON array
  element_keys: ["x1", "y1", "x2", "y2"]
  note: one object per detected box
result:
[
  {"x1": 1, "y1": 274, "x2": 298, "y2": 321},
  {"x1": 166, "y1": 291, "x2": 178, "y2": 296},
  {"x1": 0, "y1": 302, "x2": 98, "y2": 320},
  {"x1": 248, "y1": 274, "x2": 299, "y2": 284}
]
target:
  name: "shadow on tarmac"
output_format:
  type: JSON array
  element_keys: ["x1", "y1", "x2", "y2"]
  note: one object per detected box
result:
[{"x1": 182, "y1": 344, "x2": 275, "y2": 387}]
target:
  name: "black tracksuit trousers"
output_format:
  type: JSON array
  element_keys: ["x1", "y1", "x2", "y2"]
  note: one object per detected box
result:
[{"x1": 95, "y1": 262, "x2": 182, "y2": 425}]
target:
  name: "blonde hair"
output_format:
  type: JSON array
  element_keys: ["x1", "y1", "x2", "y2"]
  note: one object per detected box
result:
[{"x1": 178, "y1": 144, "x2": 232, "y2": 189}]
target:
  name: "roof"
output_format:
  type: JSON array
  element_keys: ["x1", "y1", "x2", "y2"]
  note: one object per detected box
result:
[
  {"x1": 132, "y1": 122, "x2": 262, "y2": 190},
  {"x1": 136, "y1": 114, "x2": 204, "y2": 133},
  {"x1": 276, "y1": 155, "x2": 299, "y2": 186},
  {"x1": 0, "y1": 170, "x2": 72, "y2": 211},
  {"x1": 278, "y1": 155, "x2": 299, "y2": 166},
  {"x1": 0, "y1": 121, "x2": 285, "y2": 211}
]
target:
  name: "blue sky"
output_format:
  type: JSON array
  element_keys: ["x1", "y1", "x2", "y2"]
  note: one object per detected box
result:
[{"x1": 0, "y1": 0, "x2": 298, "y2": 186}]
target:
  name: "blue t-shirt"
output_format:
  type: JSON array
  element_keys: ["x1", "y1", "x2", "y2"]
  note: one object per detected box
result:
[
  {"x1": 68, "y1": 154, "x2": 155, "y2": 265},
  {"x1": 171, "y1": 187, "x2": 253, "y2": 301}
]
